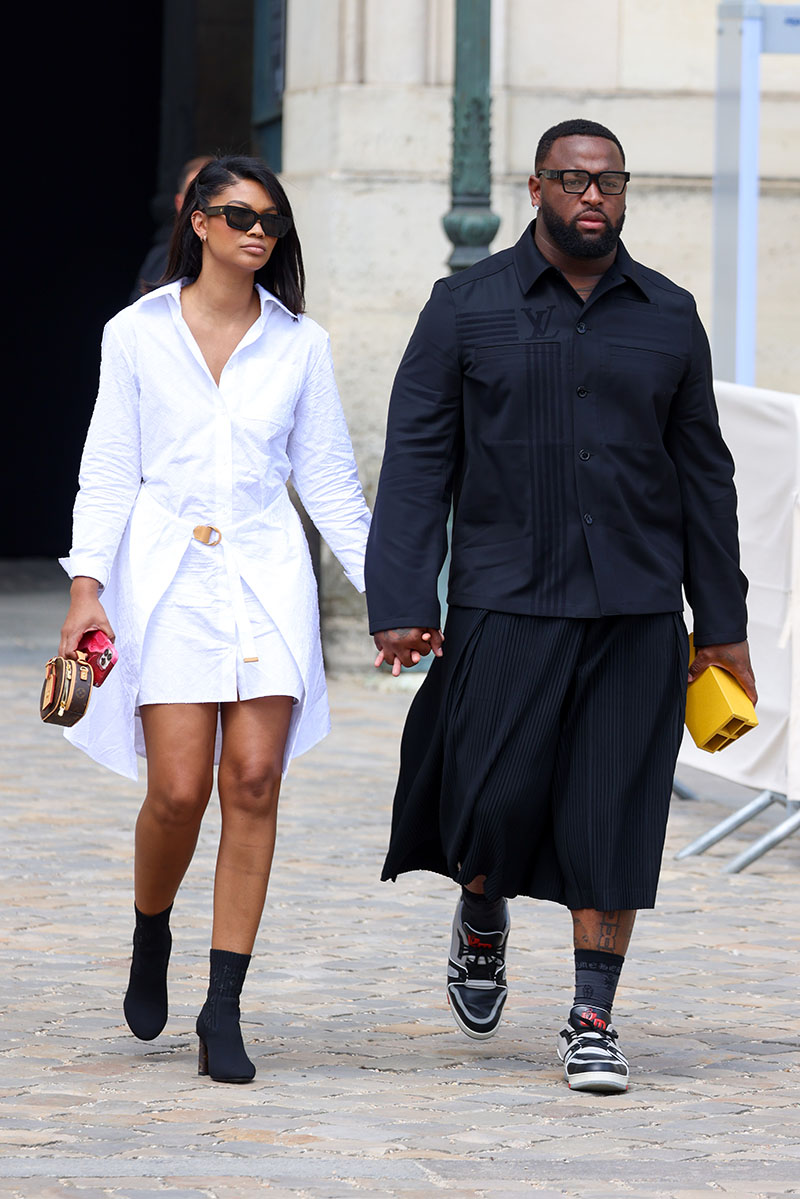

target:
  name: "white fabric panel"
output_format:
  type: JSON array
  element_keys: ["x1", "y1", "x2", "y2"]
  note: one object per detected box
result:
[{"x1": 677, "y1": 381, "x2": 800, "y2": 800}]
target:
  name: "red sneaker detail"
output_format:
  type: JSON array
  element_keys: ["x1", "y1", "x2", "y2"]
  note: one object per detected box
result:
[
  {"x1": 467, "y1": 933, "x2": 494, "y2": 949},
  {"x1": 578, "y1": 1007, "x2": 608, "y2": 1031}
]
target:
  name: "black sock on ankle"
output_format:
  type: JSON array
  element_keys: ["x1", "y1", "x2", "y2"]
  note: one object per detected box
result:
[
  {"x1": 460, "y1": 887, "x2": 506, "y2": 931},
  {"x1": 573, "y1": 949, "x2": 624, "y2": 1015},
  {"x1": 134, "y1": 903, "x2": 173, "y2": 936}
]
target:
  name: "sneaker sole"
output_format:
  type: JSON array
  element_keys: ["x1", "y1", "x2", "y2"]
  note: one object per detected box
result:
[
  {"x1": 445, "y1": 989, "x2": 501, "y2": 1041},
  {"x1": 565, "y1": 1068, "x2": 628, "y2": 1093}
]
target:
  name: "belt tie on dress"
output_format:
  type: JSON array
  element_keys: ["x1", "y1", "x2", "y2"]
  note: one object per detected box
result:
[{"x1": 192, "y1": 524, "x2": 259, "y2": 664}]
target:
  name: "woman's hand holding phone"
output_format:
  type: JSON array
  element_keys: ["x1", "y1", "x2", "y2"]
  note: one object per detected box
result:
[{"x1": 59, "y1": 576, "x2": 116, "y2": 660}]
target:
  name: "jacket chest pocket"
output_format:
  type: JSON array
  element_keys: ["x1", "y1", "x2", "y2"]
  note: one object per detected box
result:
[{"x1": 601, "y1": 344, "x2": 685, "y2": 440}]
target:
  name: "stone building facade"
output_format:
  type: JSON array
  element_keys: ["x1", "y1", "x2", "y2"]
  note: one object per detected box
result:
[{"x1": 280, "y1": 0, "x2": 799, "y2": 657}]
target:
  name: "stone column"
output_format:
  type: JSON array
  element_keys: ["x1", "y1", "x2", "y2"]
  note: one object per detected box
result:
[{"x1": 281, "y1": 0, "x2": 455, "y2": 663}]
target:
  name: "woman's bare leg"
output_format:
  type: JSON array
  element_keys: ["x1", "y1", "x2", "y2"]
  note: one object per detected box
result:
[
  {"x1": 124, "y1": 703, "x2": 218, "y2": 1040},
  {"x1": 212, "y1": 696, "x2": 294, "y2": 953},
  {"x1": 136, "y1": 703, "x2": 218, "y2": 914}
]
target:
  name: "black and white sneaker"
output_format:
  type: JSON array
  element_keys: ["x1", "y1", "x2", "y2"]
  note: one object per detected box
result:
[
  {"x1": 557, "y1": 1005, "x2": 629, "y2": 1092},
  {"x1": 446, "y1": 898, "x2": 510, "y2": 1040}
]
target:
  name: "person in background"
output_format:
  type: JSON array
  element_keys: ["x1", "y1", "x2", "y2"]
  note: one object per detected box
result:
[
  {"x1": 129, "y1": 155, "x2": 213, "y2": 302},
  {"x1": 59, "y1": 155, "x2": 370, "y2": 1084},
  {"x1": 365, "y1": 118, "x2": 756, "y2": 1094}
]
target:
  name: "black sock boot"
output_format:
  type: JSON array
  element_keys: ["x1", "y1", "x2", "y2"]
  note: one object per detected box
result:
[
  {"x1": 196, "y1": 949, "x2": 256, "y2": 1083},
  {"x1": 123, "y1": 903, "x2": 173, "y2": 1041}
]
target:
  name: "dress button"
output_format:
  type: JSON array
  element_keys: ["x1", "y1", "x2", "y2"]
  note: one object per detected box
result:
[
  {"x1": 579, "y1": 449, "x2": 591, "y2": 461},
  {"x1": 584, "y1": 513, "x2": 593, "y2": 525},
  {"x1": 576, "y1": 322, "x2": 587, "y2": 334},
  {"x1": 576, "y1": 386, "x2": 588, "y2": 397}
]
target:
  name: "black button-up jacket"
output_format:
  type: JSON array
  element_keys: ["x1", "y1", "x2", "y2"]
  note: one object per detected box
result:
[{"x1": 365, "y1": 222, "x2": 748, "y2": 646}]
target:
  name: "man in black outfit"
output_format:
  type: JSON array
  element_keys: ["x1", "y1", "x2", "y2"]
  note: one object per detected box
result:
[{"x1": 365, "y1": 119, "x2": 757, "y2": 1092}]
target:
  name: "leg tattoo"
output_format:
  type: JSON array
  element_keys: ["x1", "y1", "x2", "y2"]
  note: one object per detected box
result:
[
  {"x1": 598, "y1": 910, "x2": 621, "y2": 953},
  {"x1": 571, "y1": 909, "x2": 636, "y2": 956}
]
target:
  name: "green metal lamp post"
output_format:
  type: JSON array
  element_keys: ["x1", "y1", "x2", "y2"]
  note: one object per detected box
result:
[{"x1": 443, "y1": 0, "x2": 500, "y2": 272}]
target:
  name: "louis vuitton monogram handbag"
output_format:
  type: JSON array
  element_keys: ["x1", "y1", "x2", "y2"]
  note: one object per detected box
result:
[{"x1": 40, "y1": 652, "x2": 93, "y2": 726}]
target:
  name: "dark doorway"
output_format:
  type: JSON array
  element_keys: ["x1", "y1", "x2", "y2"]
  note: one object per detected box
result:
[
  {"x1": 6, "y1": 8, "x2": 165, "y2": 558},
  {"x1": 6, "y1": 2, "x2": 259, "y2": 560}
]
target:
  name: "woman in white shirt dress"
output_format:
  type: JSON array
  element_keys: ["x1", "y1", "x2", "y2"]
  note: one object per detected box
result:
[{"x1": 58, "y1": 156, "x2": 371, "y2": 1083}]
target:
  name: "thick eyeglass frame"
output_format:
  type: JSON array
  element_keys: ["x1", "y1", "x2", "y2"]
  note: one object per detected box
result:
[
  {"x1": 202, "y1": 204, "x2": 293, "y2": 238},
  {"x1": 537, "y1": 169, "x2": 630, "y2": 195}
]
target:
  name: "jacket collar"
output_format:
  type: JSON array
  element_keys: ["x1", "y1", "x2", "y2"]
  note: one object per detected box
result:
[{"x1": 513, "y1": 220, "x2": 654, "y2": 303}]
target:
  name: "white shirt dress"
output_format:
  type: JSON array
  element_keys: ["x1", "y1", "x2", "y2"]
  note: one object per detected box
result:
[{"x1": 60, "y1": 281, "x2": 371, "y2": 780}]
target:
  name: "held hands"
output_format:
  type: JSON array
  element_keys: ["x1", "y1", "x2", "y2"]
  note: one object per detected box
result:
[
  {"x1": 688, "y1": 640, "x2": 757, "y2": 705},
  {"x1": 58, "y1": 576, "x2": 115, "y2": 660},
  {"x1": 373, "y1": 627, "x2": 444, "y2": 677}
]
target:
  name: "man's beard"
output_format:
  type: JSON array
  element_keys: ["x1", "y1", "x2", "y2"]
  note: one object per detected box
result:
[{"x1": 538, "y1": 200, "x2": 625, "y2": 258}]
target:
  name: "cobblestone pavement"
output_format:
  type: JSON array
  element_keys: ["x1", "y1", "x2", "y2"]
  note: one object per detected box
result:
[{"x1": 1, "y1": 565, "x2": 798, "y2": 1198}]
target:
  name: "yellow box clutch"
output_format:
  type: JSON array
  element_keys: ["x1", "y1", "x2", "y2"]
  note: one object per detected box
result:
[{"x1": 685, "y1": 634, "x2": 758, "y2": 753}]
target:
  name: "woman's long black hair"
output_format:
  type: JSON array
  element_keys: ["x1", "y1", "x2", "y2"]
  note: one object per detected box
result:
[{"x1": 160, "y1": 156, "x2": 306, "y2": 315}]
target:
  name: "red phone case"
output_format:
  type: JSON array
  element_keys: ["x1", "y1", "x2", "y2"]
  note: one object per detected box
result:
[{"x1": 77, "y1": 630, "x2": 118, "y2": 687}]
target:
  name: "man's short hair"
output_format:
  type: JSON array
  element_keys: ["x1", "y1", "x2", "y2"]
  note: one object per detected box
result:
[
  {"x1": 177, "y1": 155, "x2": 214, "y2": 195},
  {"x1": 534, "y1": 120, "x2": 625, "y2": 170}
]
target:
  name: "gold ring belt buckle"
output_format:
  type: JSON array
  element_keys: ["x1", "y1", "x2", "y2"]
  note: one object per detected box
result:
[{"x1": 193, "y1": 524, "x2": 222, "y2": 546}]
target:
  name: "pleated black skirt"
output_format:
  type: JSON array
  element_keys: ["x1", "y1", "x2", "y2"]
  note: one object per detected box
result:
[{"x1": 381, "y1": 606, "x2": 689, "y2": 910}]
